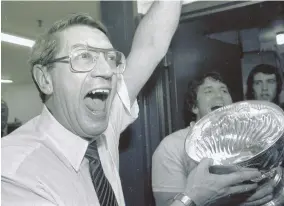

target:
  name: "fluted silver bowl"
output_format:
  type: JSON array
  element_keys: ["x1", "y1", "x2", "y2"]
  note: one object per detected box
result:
[{"x1": 185, "y1": 100, "x2": 284, "y2": 174}]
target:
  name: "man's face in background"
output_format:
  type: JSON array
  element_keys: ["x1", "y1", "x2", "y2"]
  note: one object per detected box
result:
[
  {"x1": 252, "y1": 72, "x2": 277, "y2": 102},
  {"x1": 192, "y1": 77, "x2": 233, "y2": 120}
]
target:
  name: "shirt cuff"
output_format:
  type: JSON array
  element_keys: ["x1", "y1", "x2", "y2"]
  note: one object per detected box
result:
[{"x1": 117, "y1": 74, "x2": 139, "y2": 120}]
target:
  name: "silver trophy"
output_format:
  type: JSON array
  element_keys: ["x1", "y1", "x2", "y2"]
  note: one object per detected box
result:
[{"x1": 185, "y1": 100, "x2": 284, "y2": 206}]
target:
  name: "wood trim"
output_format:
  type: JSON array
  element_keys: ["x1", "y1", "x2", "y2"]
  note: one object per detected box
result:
[{"x1": 180, "y1": 1, "x2": 265, "y2": 22}]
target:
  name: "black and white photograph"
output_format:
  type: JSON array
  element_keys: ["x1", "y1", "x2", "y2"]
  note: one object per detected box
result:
[{"x1": 1, "y1": 1, "x2": 284, "y2": 206}]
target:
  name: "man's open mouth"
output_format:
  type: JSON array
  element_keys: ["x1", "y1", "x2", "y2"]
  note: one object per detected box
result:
[
  {"x1": 83, "y1": 89, "x2": 110, "y2": 113},
  {"x1": 211, "y1": 105, "x2": 223, "y2": 111}
]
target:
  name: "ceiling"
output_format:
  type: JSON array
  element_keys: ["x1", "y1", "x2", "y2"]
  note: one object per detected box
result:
[{"x1": 1, "y1": 1, "x2": 101, "y2": 85}]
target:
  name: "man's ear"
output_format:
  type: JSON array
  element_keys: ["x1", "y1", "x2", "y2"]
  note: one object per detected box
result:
[{"x1": 32, "y1": 65, "x2": 53, "y2": 95}]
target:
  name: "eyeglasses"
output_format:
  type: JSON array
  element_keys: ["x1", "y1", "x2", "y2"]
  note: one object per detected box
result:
[{"x1": 43, "y1": 44, "x2": 126, "y2": 74}]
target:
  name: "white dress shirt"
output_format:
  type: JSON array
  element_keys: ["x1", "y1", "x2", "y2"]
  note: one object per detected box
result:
[{"x1": 2, "y1": 76, "x2": 139, "y2": 206}]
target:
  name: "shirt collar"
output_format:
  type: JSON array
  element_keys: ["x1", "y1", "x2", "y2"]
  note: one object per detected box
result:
[{"x1": 37, "y1": 105, "x2": 88, "y2": 172}]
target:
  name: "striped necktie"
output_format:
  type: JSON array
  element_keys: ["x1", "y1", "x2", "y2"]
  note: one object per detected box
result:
[{"x1": 85, "y1": 140, "x2": 119, "y2": 206}]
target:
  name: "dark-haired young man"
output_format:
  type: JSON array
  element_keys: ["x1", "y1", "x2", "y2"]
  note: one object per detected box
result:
[{"x1": 152, "y1": 72, "x2": 274, "y2": 206}]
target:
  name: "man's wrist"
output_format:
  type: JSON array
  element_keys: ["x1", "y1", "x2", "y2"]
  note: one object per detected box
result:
[{"x1": 174, "y1": 193, "x2": 196, "y2": 206}]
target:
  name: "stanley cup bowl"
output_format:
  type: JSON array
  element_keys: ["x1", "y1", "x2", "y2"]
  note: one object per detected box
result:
[{"x1": 185, "y1": 100, "x2": 284, "y2": 176}]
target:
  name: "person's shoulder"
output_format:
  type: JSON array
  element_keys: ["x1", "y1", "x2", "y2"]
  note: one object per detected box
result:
[
  {"x1": 161, "y1": 126, "x2": 191, "y2": 146},
  {"x1": 2, "y1": 129, "x2": 42, "y2": 178},
  {"x1": 2, "y1": 133, "x2": 59, "y2": 205},
  {"x1": 153, "y1": 126, "x2": 191, "y2": 158}
]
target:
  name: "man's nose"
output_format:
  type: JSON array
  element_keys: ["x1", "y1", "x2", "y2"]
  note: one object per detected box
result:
[
  {"x1": 90, "y1": 53, "x2": 113, "y2": 78},
  {"x1": 215, "y1": 90, "x2": 222, "y2": 98},
  {"x1": 262, "y1": 82, "x2": 268, "y2": 91}
]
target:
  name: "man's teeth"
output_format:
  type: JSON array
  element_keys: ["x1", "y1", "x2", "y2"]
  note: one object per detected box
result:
[{"x1": 90, "y1": 89, "x2": 110, "y2": 95}]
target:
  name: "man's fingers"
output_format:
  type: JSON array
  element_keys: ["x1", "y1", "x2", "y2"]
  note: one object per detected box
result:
[
  {"x1": 210, "y1": 165, "x2": 256, "y2": 174},
  {"x1": 222, "y1": 170, "x2": 261, "y2": 186},
  {"x1": 263, "y1": 155, "x2": 274, "y2": 167},
  {"x1": 240, "y1": 195, "x2": 273, "y2": 206},
  {"x1": 245, "y1": 182, "x2": 273, "y2": 202},
  {"x1": 222, "y1": 183, "x2": 258, "y2": 196}
]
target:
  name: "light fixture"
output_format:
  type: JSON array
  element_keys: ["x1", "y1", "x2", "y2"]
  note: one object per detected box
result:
[
  {"x1": 276, "y1": 32, "x2": 284, "y2": 45},
  {"x1": 1, "y1": 79, "x2": 13, "y2": 83},
  {"x1": 1, "y1": 32, "x2": 35, "y2": 48}
]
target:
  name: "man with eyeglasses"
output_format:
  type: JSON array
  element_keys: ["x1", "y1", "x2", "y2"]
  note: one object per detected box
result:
[
  {"x1": 1, "y1": 1, "x2": 185, "y2": 206},
  {"x1": 2, "y1": 2, "x2": 263, "y2": 206}
]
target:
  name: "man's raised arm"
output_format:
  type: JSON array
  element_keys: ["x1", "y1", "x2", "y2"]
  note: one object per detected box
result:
[{"x1": 124, "y1": 0, "x2": 183, "y2": 104}]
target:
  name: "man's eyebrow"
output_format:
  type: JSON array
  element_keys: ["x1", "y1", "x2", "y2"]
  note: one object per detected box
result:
[
  {"x1": 70, "y1": 43, "x2": 87, "y2": 50},
  {"x1": 220, "y1": 85, "x2": 228, "y2": 89},
  {"x1": 203, "y1": 86, "x2": 213, "y2": 89}
]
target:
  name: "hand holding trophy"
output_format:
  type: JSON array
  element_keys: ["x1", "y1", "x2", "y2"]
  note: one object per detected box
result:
[{"x1": 185, "y1": 100, "x2": 284, "y2": 206}]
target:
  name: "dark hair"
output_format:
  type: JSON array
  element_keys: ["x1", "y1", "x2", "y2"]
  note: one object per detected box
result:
[
  {"x1": 29, "y1": 13, "x2": 109, "y2": 103},
  {"x1": 245, "y1": 64, "x2": 282, "y2": 104},
  {"x1": 184, "y1": 72, "x2": 227, "y2": 125}
]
